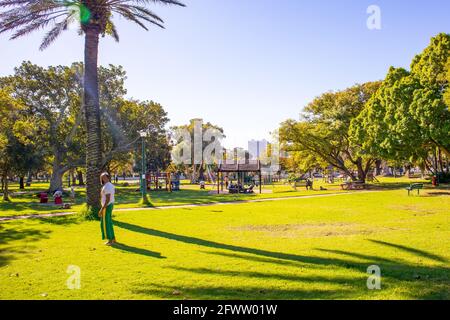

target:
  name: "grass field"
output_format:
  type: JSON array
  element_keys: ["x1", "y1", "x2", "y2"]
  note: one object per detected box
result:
[
  {"x1": 0, "y1": 180, "x2": 348, "y2": 217},
  {"x1": 0, "y1": 177, "x2": 432, "y2": 218},
  {"x1": 0, "y1": 186, "x2": 449, "y2": 300}
]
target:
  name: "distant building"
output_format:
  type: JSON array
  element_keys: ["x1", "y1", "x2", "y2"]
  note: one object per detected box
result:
[{"x1": 248, "y1": 139, "x2": 268, "y2": 160}]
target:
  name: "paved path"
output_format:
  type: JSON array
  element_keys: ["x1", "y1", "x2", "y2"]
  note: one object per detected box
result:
[{"x1": 0, "y1": 191, "x2": 373, "y2": 222}]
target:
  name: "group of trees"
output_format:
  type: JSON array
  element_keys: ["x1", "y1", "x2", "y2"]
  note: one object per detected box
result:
[
  {"x1": 171, "y1": 119, "x2": 225, "y2": 182},
  {"x1": 281, "y1": 33, "x2": 450, "y2": 182},
  {"x1": 0, "y1": 0, "x2": 185, "y2": 213},
  {"x1": 0, "y1": 62, "x2": 171, "y2": 200}
]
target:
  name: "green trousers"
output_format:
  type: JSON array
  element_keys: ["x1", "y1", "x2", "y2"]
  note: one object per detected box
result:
[{"x1": 101, "y1": 203, "x2": 115, "y2": 240}]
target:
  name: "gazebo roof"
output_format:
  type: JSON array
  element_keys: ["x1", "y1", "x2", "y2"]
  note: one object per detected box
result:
[{"x1": 217, "y1": 161, "x2": 261, "y2": 172}]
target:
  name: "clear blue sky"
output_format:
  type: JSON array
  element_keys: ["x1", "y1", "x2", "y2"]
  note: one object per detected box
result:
[{"x1": 1, "y1": 0, "x2": 449, "y2": 148}]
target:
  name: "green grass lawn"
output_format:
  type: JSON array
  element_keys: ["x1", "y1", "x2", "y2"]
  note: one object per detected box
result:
[
  {"x1": 0, "y1": 188, "x2": 448, "y2": 300},
  {"x1": 0, "y1": 180, "x2": 350, "y2": 217},
  {"x1": 0, "y1": 177, "x2": 433, "y2": 218}
]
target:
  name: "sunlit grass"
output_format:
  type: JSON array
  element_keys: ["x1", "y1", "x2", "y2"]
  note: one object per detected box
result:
[{"x1": 0, "y1": 189, "x2": 448, "y2": 300}]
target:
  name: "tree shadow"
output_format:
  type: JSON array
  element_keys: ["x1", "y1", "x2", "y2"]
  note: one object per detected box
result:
[
  {"x1": 200, "y1": 251, "x2": 318, "y2": 269},
  {"x1": 112, "y1": 243, "x2": 165, "y2": 259},
  {"x1": 315, "y1": 248, "x2": 409, "y2": 265},
  {"x1": 132, "y1": 283, "x2": 352, "y2": 300},
  {"x1": 0, "y1": 225, "x2": 50, "y2": 246},
  {"x1": 167, "y1": 266, "x2": 358, "y2": 285},
  {"x1": 367, "y1": 240, "x2": 448, "y2": 263},
  {"x1": 36, "y1": 215, "x2": 81, "y2": 226},
  {"x1": 0, "y1": 223, "x2": 51, "y2": 267},
  {"x1": 114, "y1": 221, "x2": 355, "y2": 267},
  {"x1": 116, "y1": 221, "x2": 449, "y2": 299}
]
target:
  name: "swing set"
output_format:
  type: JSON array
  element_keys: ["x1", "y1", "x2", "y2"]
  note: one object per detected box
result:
[{"x1": 145, "y1": 171, "x2": 180, "y2": 192}]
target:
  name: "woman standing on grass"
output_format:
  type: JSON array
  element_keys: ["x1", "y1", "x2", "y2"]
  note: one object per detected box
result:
[{"x1": 99, "y1": 172, "x2": 116, "y2": 246}]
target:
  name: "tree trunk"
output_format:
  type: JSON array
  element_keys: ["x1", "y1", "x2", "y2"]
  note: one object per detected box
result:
[
  {"x1": 199, "y1": 162, "x2": 205, "y2": 181},
  {"x1": 77, "y1": 170, "x2": 85, "y2": 186},
  {"x1": 191, "y1": 164, "x2": 197, "y2": 183},
  {"x1": 83, "y1": 26, "x2": 102, "y2": 212},
  {"x1": 26, "y1": 171, "x2": 32, "y2": 187},
  {"x1": 69, "y1": 169, "x2": 75, "y2": 187},
  {"x1": 49, "y1": 169, "x2": 64, "y2": 193},
  {"x1": 19, "y1": 177, "x2": 25, "y2": 190},
  {"x1": 2, "y1": 173, "x2": 9, "y2": 201},
  {"x1": 355, "y1": 158, "x2": 370, "y2": 183},
  {"x1": 438, "y1": 148, "x2": 443, "y2": 173},
  {"x1": 375, "y1": 159, "x2": 382, "y2": 176}
]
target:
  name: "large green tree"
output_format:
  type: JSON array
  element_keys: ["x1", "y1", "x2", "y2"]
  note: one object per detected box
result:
[
  {"x1": 171, "y1": 119, "x2": 225, "y2": 182},
  {"x1": 444, "y1": 57, "x2": 450, "y2": 112},
  {"x1": 0, "y1": 0, "x2": 185, "y2": 212},
  {"x1": 4, "y1": 62, "x2": 85, "y2": 192},
  {"x1": 351, "y1": 33, "x2": 450, "y2": 172},
  {"x1": 104, "y1": 99, "x2": 171, "y2": 174},
  {"x1": 0, "y1": 88, "x2": 40, "y2": 200},
  {"x1": 280, "y1": 82, "x2": 381, "y2": 182}
]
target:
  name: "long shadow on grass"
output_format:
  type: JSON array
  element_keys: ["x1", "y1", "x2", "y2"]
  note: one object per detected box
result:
[
  {"x1": 132, "y1": 283, "x2": 352, "y2": 300},
  {"x1": 115, "y1": 221, "x2": 448, "y2": 273},
  {"x1": 114, "y1": 221, "x2": 374, "y2": 267},
  {"x1": 116, "y1": 221, "x2": 449, "y2": 299},
  {"x1": 112, "y1": 243, "x2": 165, "y2": 259},
  {"x1": 367, "y1": 240, "x2": 448, "y2": 263},
  {"x1": 0, "y1": 223, "x2": 51, "y2": 267},
  {"x1": 168, "y1": 266, "x2": 359, "y2": 285}
]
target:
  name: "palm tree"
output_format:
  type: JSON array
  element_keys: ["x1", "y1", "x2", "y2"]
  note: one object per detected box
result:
[{"x1": 0, "y1": 0, "x2": 185, "y2": 214}]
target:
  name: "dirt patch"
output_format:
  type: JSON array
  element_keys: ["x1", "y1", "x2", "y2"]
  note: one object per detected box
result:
[
  {"x1": 229, "y1": 223, "x2": 397, "y2": 238},
  {"x1": 424, "y1": 191, "x2": 450, "y2": 197},
  {"x1": 390, "y1": 205, "x2": 438, "y2": 216}
]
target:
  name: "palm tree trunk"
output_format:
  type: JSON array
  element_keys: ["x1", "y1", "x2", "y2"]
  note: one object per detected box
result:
[{"x1": 83, "y1": 26, "x2": 102, "y2": 213}]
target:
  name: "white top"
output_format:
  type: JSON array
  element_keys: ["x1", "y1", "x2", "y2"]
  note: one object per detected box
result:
[{"x1": 101, "y1": 182, "x2": 115, "y2": 206}]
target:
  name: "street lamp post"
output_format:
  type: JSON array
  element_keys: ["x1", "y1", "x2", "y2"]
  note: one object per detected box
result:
[{"x1": 139, "y1": 130, "x2": 149, "y2": 201}]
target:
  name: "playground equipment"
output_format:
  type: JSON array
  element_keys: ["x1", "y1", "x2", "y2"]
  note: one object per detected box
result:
[
  {"x1": 217, "y1": 161, "x2": 262, "y2": 194},
  {"x1": 146, "y1": 171, "x2": 180, "y2": 192},
  {"x1": 205, "y1": 165, "x2": 216, "y2": 183}
]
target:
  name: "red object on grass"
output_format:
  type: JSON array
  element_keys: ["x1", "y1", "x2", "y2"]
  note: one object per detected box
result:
[
  {"x1": 39, "y1": 193, "x2": 48, "y2": 203},
  {"x1": 54, "y1": 196, "x2": 63, "y2": 205},
  {"x1": 432, "y1": 176, "x2": 438, "y2": 187}
]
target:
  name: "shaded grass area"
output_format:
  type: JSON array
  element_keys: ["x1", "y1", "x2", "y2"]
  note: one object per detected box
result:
[{"x1": 0, "y1": 189, "x2": 448, "y2": 300}]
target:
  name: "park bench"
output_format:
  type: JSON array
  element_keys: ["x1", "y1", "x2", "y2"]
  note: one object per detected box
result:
[
  {"x1": 293, "y1": 179, "x2": 313, "y2": 190},
  {"x1": 341, "y1": 181, "x2": 366, "y2": 190},
  {"x1": 406, "y1": 183, "x2": 423, "y2": 196},
  {"x1": 293, "y1": 181, "x2": 306, "y2": 189}
]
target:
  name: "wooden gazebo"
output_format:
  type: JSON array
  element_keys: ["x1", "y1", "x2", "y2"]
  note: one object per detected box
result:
[{"x1": 216, "y1": 160, "x2": 262, "y2": 194}]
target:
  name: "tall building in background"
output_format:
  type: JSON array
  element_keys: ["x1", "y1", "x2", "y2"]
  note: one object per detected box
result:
[{"x1": 248, "y1": 139, "x2": 268, "y2": 160}]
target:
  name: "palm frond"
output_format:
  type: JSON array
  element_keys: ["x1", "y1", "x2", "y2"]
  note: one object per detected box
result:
[
  {"x1": 40, "y1": 17, "x2": 70, "y2": 50},
  {"x1": 0, "y1": 0, "x2": 34, "y2": 8},
  {"x1": 113, "y1": 7, "x2": 149, "y2": 30},
  {"x1": 0, "y1": 0, "x2": 185, "y2": 48},
  {"x1": 108, "y1": 0, "x2": 185, "y2": 7},
  {"x1": 9, "y1": 18, "x2": 52, "y2": 39},
  {"x1": 112, "y1": 5, "x2": 165, "y2": 29},
  {"x1": 122, "y1": 5, "x2": 164, "y2": 23}
]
